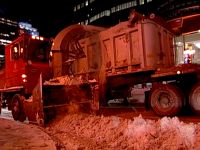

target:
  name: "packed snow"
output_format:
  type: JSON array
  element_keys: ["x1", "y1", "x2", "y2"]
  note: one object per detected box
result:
[
  {"x1": 45, "y1": 113, "x2": 200, "y2": 150},
  {"x1": 28, "y1": 75, "x2": 200, "y2": 149},
  {"x1": 43, "y1": 75, "x2": 96, "y2": 85}
]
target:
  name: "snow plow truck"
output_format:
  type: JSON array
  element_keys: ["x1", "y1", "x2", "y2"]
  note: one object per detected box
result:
[{"x1": 0, "y1": 11, "x2": 200, "y2": 126}]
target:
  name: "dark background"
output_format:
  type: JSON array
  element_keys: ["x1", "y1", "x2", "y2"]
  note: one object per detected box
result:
[{"x1": 0, "y1": 0, "x2": 73, "y2": 38}]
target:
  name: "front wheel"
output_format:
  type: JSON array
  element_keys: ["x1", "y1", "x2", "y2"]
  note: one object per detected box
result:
[
  {"x1": 11, "y1": 94, "x2": 26, "y2": 122},
  {"x1": 149, "y1": 84, "x2": 183, "y2": 116}
]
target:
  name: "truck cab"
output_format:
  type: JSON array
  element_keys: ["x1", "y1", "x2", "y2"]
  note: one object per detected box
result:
[
  {"x1": 0, "y1": 33, "x2": 53, "y2": 115},
  {"x1": 4, "y1": 33, "x2": 53, "y2": 94}
]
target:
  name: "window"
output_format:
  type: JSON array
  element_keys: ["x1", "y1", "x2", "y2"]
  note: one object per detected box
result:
[
  {"x1": 85, "y1": 20, "x2": 88, "y2": 25},
  {"x1": 89, "y1": 0, "x2": 95, "y2": 3},
  {"x1": 35, "y1": 48, "x2": 46, "y2": 61},
  {"x1": 133, "y1": 1, "x2": 137, "y2": 6},
  {"x1": 27, "y1": 39, "x2": 51, "y2": 62},
  {"x1": 19, "y1": 41, "x2": 24, "y2": 58},
  {"x1": 77, "y1": 4, "x2": 80, "y2": 10},
  {"x1": 11, "y1": 44, "x2": 19, "y2": 60},
  {"x1": 0, "y1": 55, "x2": 5, "y2": 69},
  {"x1": 81, "y1": 3, "x2": 84, "y2": 8},
  {"x1": 111, "y1": 7, "x2": 116, "y2": 13},
  {"x1": 74, "y1": 6, "x2": 77, "y2": 12},
  {"x1": 85, "y1": 0, "x2": 88, "y2": 6},
  {"x1": 105, "y1": 10, "x2": 110, "y2": 16},
  {"x1": 139, "y1": 0, "x2": 144, "y2": 5}
]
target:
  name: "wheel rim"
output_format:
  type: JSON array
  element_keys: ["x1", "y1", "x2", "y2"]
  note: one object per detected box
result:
[
  {"x1": 150, "y1": 84, "x2": 183, "y2": 116},
  {"x1": 12, "y1": 97, "x2": 20, "y2": 120},
  {"x1": 189, "y1": 83, "x2": 200, "y2": 113},
  {"x1": 158, "y1": 93, "x2": 172, "y2": 109},
  {"x1": 154, "y1": 90, "x2": 175, "y2": 111}
]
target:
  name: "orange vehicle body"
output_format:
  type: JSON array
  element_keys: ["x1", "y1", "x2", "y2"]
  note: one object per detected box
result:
[
  {"x1": 51, "y1": 12, "x2": 200, "y2": 118},
  {"x1": 0, "y1": 33, "x2": 53, "y2": 124},
  {"x1": 1, "y1": 12, "x2": 200, "y2": 126},
  {"x1": 0, "y1": 34, "x2": 52, "y2": 92},
  {"x1": 0, "y1": 33, "x2": 96, "y2": 125}
]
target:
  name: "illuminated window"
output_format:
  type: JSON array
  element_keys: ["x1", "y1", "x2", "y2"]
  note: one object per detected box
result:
[
  {"x1": 133, "y1": 1, "x2": 137, "y2": 6},
  {"x1": 12, "y1": 44, "x2": 19, "y2": 60},
  {"x1": 85, "y1": 20, "x2": 88, "y2": 25},
  {"x1": 111, "y1": 7, "x2": 116, "y2": 13},
  {"x1": 81, "y1": 3, "x2": 84, "y2": 8},
  {"x1": 89, "y1": 0, "x2": 95, "y2": 3},
  {"x1": 19, "y1": 41, "x2": 24, "y2": 58},
  {"x1": 85, "y1": 0, "x2": 88, "y2": 6},
  {"x1": 139, "y1": 0, "x2": 144, "y2": 5},
  {"x1": 105, "y1": 10, "x2": 110, "y2": 16},
  {"x1": 77, "y1": 4, "x2": 80, "y2": 10},
  {"x1": 90, "y1": 10, "x2": 110, "y2": 22},
  {"x1": 74, "y1": 6, "x2": 76, "y2": 12}
]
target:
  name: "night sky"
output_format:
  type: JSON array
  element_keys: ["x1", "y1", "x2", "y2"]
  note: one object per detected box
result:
[{"x1": 0, "y1": 0, "x2": 73, "y2": 38}]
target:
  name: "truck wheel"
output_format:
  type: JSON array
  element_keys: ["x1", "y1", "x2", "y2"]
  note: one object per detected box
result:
[
  {"x1": 149, "y1": 84, "x2": 183, "y2": 116},
  {"x1": 189, "y1": 82, "x2": 200, "y2": 114},
  {"x1": 11, "y1": 94, "x2": 26, "y2": 122}
]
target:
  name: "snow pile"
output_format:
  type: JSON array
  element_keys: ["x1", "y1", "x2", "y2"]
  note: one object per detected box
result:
[
  {"x1": 46, "y1": 113, "x2": 200, "y2": 150},
  {"x1": 43, "y1": 75, "x2": 88, "y2": 85},
  {"x1": 44, "y1": 75, "x2": 97, "y2": 86}
]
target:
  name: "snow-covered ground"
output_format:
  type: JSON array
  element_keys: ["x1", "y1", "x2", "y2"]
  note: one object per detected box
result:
[
  {"x1": 1, "y1": 107, "x2": 200, "y2": 150},
  {"x1": 0, "y1": 111, "x2": 56, "y2": 150},
  {"x1": 45, "y1": 113, "x2": 200, "y2": 150}
]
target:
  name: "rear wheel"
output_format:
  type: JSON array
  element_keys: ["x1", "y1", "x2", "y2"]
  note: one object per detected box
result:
[
  {"x1": 149, "y1": 84, "x2": 183, "y2": 116},
  {"x1": 11, "y1": 94, "x2": 26, "y2": 122},
  {"x1": 189, "y1": 82, "x2": 200, "y2": 114}
]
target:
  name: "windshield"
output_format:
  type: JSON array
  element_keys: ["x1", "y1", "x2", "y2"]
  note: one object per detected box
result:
[{"x1": 28, "y1": 39, "x2": 51, "y2": 62}]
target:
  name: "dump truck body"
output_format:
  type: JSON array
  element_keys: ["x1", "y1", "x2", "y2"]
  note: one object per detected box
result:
[{"x1": 51, "y1": 12, "x2": 200, "y2": 117}]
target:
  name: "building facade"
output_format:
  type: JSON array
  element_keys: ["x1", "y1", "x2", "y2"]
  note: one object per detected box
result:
[
  {"x1": 0, "y1": 17, "x2": 18, "y2": 49},
  {"x1": 156, "y1": 0, "x2": 200, "y2": 64},
  {"x1": 72, "y1": 0, "x2": 199, "y2": 26},
  {"x1": 0, "y1": 17, "x2": 18, "y2": 68},
  {"x1": 0, "y1": 17, "x2": 39, "y2": 52},
  {"x1": 0, "y1": 16, "x2": 39, "y2": 68},
  {"x1": 154, "y1": 0, "x2": 200, "y2": 20},
  {"x1": 72, "y1": 0, "x2": 153, "y2": 26},
  {"x1": 72, "y1": 0, "x2": 200, "y2": 65}
]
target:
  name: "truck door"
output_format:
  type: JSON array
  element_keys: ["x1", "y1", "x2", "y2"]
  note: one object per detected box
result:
[{"x1": 5, "y1": 40, "x2": 26, "y2": 88}]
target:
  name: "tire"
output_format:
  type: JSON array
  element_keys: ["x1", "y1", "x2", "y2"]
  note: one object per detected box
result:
[
  {"x1": 149, "y1": 84, "x2": 183, "y2": 116},
  {"x1": 11, "y1": 94, "x2": 26, "y2": 122},
  {"x1": 189, "y1": 82, "x2": 200, "y2": 114}
]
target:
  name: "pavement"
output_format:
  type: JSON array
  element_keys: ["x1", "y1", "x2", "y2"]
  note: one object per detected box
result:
[{"x1": 0, "y1": 108, "x2": 57, "y2": 150}]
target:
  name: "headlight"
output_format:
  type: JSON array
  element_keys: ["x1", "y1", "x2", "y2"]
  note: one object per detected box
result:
[
  {"x1": 21, "y1": 74, "x2": 27, "y2": 78},
  {"x1": 22, "y1": 79, "x2": 27, "y2": 83},
  {"x1": 177, "y1": 70, "x2": 181, "y2": 74}
]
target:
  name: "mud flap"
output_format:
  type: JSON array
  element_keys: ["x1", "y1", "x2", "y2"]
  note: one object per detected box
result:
[{"x1": 90, "y1": 84, "x2": 100, "y2": 114}]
